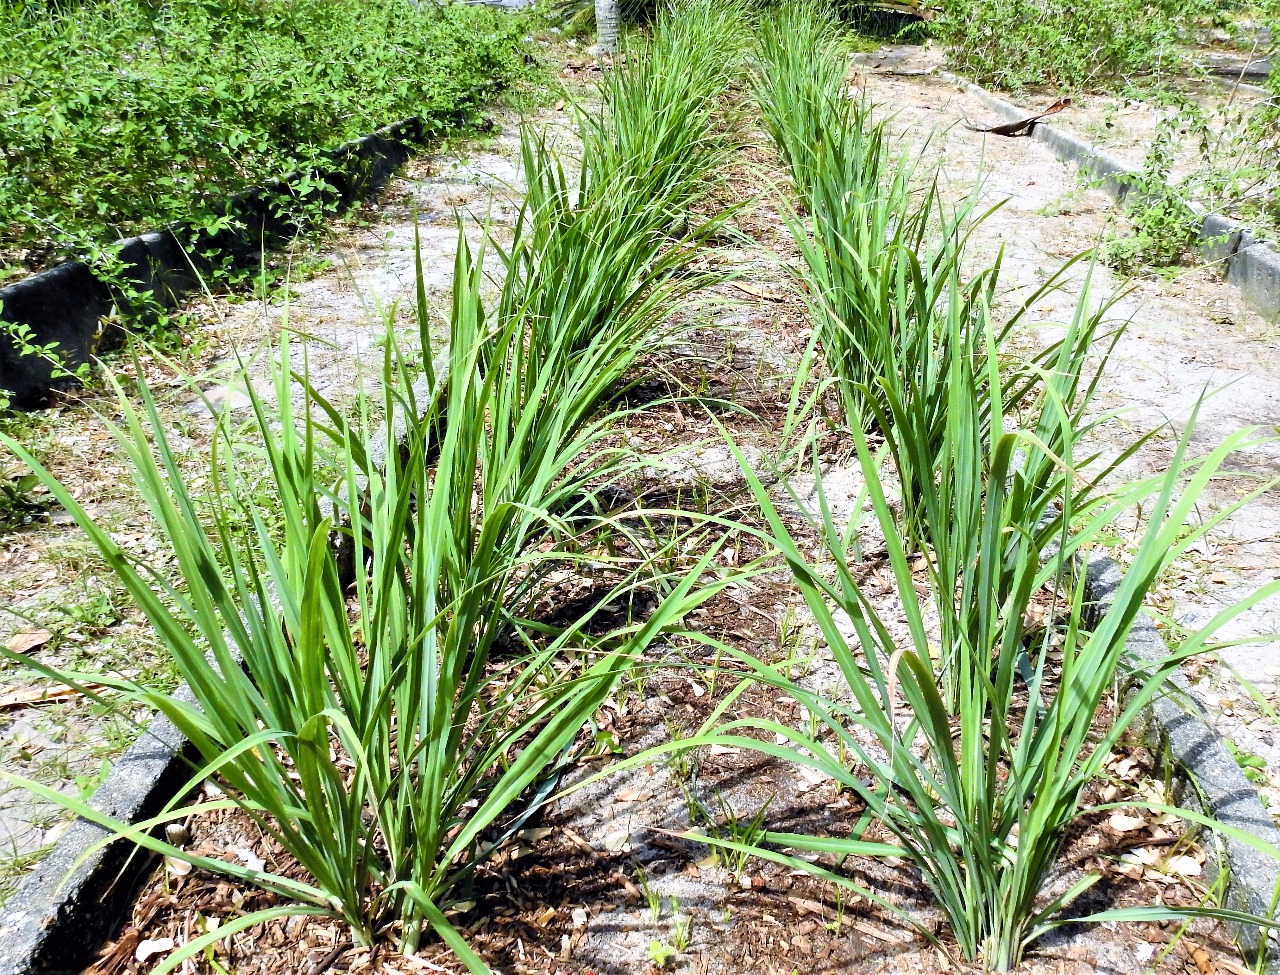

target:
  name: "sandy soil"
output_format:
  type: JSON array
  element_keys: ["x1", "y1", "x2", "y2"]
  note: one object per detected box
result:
[{"x1": 857, "y1": 41, "x2": 1279, "y2": 239}]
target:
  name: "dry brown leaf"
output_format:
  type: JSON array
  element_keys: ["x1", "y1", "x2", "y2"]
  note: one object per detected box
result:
[
  {"x1": 0, "y1": 683, "x2": 104, "y2": 709},
  {"x1": 1108, "y1": 813, "x2": 1146, "y2": 832},
  {"x1": 730, "y1": 282, "x2": 785, "y2": 301},
  {"x1": 846, "y1": 918, "x2": 908, "y2": 945},
  {"x1": 561, "y1": 827, "x2": 594, "y2": 853},
  {"x1": 786, "y1": 896, "x2": 828, "y2": 916},
  {"x1": 84, "y1": 929, "x2": 140, "y2": 975},
  {"x1": 1165, "y1": 854, "x2": 1203, "y2": 878},
  {"x1": 1186, "y1": 940, "x2": 1216, "y2": 975},
  {"x1": 5, "y1": 630, "x2": 52, "y2": 654},
  {"x1": 135, "y1": 937, "x2": 175, "y2": 964}
]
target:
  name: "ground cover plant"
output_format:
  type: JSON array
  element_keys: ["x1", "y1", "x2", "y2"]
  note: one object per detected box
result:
[
  {"x1": 934, "y1": 0, "x2": 1218, "y2": 91},
  {"x1": 0, "y1": 0, "x2": 530, "y2": 284}
]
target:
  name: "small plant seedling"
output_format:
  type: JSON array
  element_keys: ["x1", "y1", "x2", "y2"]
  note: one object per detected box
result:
[
  {"x1": 826, "y1": 884, "x2": 847, "y2": 936},
  {"x1": 664, "y1": 718, "x2": 697, "y2": 781},
  {"x1": 647, "y1": 940, "x2": 678, "y2": 968},
  {"x1": 636, "y1": 867, "x2": 663, "y2": 921},
  {"x1": 712, "y1": 793, "x2": 771, "y2": 880},
  {"x1": 672, "y1": 913, "x2": 693, "y2": 951}
]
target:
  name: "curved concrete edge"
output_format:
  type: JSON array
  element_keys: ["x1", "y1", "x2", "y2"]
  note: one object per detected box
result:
[
  {"x1": 0, "y1": 116, "x2": 426, "y2": 410},
  {"x1": 1085, "y1": 557, "x2": 1280, "y2": 971},
  {"x1": 937, "y1": 71, "x2": 1280, "y2": 324},
  {"x1": 0, "y1": 696, "x2": 195, "y2": 975}
]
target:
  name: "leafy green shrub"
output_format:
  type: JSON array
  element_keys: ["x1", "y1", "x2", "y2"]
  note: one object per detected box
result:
[
  {"x1": 934, "y1": 0, "x2": 1216, "y2": 91},
  {"x1": 1103, "y1": 115, "x2": 1204, "y2": 273},
  {"x1": 0, "y1": 0, "x2": 530, "y2": 278}
]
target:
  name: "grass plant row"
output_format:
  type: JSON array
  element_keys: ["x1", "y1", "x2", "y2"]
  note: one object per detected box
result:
[
  {"x1": 661, "y1": 4, "x2": 1280, "y2": 970},
  {"x1": 0, "y1": 3, "x2": 748, "y2": 971}
]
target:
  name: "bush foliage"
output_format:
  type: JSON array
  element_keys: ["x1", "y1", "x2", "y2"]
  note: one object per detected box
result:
[
  {"x1": 0, "y1": 0, "x2": 530, "y2": 276},
  {"x1": 935, "y1": 0, "x2": 1215, "y2": 90}
]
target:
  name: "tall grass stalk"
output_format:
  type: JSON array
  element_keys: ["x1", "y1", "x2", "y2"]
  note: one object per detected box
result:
[
  {"x1": 753, "y1": 1, "x2": 858, "y2": 197},
  {"x1": 755, "y1": 7, "x2": 964, "y2": 448},
  {"x1": 584, "y1": 0, "x2": 745, "y2": 220},
  {"x1": 676, "y1": 330, "x2": 1280, "y2": 968},
  {"x1": 723, "y1": 6, "x2": 1280, "y2": 966}
]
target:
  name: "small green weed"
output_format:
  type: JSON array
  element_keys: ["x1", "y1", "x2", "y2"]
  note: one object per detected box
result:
[
  {"x1": 636, "y1": 867, "x2": 664, "y2": 921},
  {"x1": 0, "y1": 471, "x2": 52, "y2": 530},
  {"x1": 671, "y1": 912, "x2": 693, "y2": 951},
  {"x1": 1227, "y1": 740, "x2": 1272, "y2": 788},
  {"x1": 647, "y1": 940, "x2": 678, "y2": 968}
]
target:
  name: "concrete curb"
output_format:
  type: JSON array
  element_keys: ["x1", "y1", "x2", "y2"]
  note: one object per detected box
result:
[
  {"x1": 0, "y1": 698, "x2": 195, "y2": 975},
  {"x1": 0, "y1": 117, "x2": 426, "y2": 410},
  {"x1": 1085, "y1": 556, "x2": 1280, "y2": 971},
  {"x1": 938, "y1": 71, "x2": 1280, "y2": 323}
]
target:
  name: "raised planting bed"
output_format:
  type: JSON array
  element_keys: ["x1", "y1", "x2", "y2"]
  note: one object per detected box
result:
[
  {"x1": 4, "y1": 8, "x2": 1280, "y2": 975},
  {"x1": 0, "y1": 119, "x2": 423, "y2": 409},
  {"x1": 0, "y1": 0, "x2": 531, "y2": 409}
]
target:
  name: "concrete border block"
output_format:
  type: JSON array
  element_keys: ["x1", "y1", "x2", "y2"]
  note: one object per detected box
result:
[
  {"x1": 1227, "y1": 243, "x2": 1280, "y2": 322},
  {"x1": 0, "y1": 702, "x2": 195, "y2": 975},
  {"x1": 937, "y1": 70, "x2": 1280, "y2": 323},
  {"x1": 1086, "y1": 557, "x2": 1280, "y2": 969},
  {"x1": 1198, "y1": 212, "x2": 1247, "y2": 268}
]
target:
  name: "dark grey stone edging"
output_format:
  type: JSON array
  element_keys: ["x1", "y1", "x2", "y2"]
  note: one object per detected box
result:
[
  {"x1": 0, "y1": 116, "x2": 426, "y2": 410},
  {"x1": 4, "y1": 551, "x2": 1279, "y2": 970},
  {"x1": 1085, "y1": 556, "x2": 1280, "y2": 970},
  {"x1": 0, "y1": 699, "x2": 194, "y2": 975},
  {"x1": 939, "y1": 72, "x2": 1280, "y2": 324}
]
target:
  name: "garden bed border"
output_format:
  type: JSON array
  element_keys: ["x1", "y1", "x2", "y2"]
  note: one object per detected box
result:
[
  {"x1": 939, "y1": 72, "x2": 1280, "y2": 324},
  {"x1": 0, "y1": 117, "x2": 425, "y2": 410},
  {"x1": 1084, "y1": 558, "x2": 1280, "y2": 970},
  {"x1": 2, "y1": 550, "x2": 1278, "y2": 973}
]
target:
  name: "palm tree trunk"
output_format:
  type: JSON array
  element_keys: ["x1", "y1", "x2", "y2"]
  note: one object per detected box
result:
[{"x1": 594, "y1": 0, "x2": 619, "y2": 53}]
